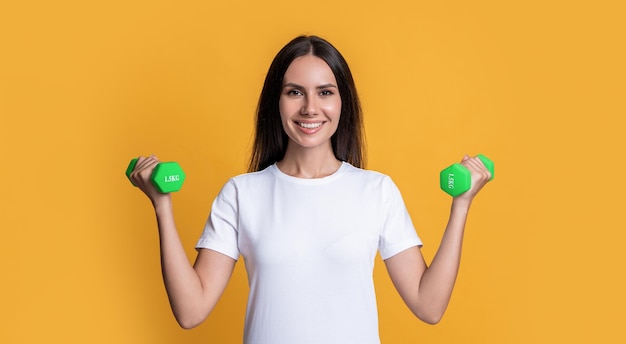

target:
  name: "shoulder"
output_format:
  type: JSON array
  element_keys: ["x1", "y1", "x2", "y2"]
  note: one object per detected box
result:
[
  {"x1": 218, "y1": 165, "x2": 275, "y2": 194},
  {"x1": 230, "y1": 165, "x2": 274, "y2": 183},
  {"x1": 339, "y1": 163, "x2": 402, "y2": 200},
  {"x1": 342, "y1": 163, "x2": 394, "y2": 185}
]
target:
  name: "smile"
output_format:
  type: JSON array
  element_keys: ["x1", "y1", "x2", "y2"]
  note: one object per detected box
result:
[{"x1": 297, "y1": 122, "x2": 323, "y2": 129}]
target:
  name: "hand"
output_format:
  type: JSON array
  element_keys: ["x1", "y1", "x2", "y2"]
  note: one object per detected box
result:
[
  {"x1": 454, "y1": 155, "x2": 492, "y2": 202},
  {"x1": 129, "y1": 155, "x2": 171, "y2": 205}
]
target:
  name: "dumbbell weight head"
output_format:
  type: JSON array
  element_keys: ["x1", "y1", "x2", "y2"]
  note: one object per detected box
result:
[
  {"x1": 125, "y1": 158, "x2": 140, "y2": 186},
  {"x1": 152, "y1": 162, "x2": 186, "y2": 193},
  {"x1": 125, "y1": 158, "x2": 186, "y2": 193},
  {"x1": 439, "y1": 154, "x2": 494, "y2": 197}
]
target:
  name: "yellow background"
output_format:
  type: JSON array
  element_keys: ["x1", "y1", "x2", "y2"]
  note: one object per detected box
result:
[{"x1": 1, "y1": 0, "x2": 625, "y2": 343}]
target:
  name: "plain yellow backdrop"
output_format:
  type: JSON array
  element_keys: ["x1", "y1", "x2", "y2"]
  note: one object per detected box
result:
[{"x1": 1, "y1": 0, "x2": 625, "y2": 343}]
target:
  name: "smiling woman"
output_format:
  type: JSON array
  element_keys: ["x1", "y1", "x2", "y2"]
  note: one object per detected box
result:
[
  {"x1": 128, "y1": 35, "x2": 492, "y2": 344},
  {"x1": 278, "y1": 55, "x2": 342, "y2": 177},
  {"x1": 250, "y1": 35, "x2": 365, "y2": 173}
]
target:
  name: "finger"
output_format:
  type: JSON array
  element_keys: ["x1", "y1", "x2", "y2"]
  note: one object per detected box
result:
[
  {"x1": 462, "y1": 156, "x2": 485, "y2": 171},
  {"x1": 460, "y1": 156, "x2": 477, "y2": 169},
  {"x1": 130, "y1": 158, "x2": 159, "y2": 185},
  {"x1": 467, "y1": 157, "x2": 484, "y2": 171},
  {"x1": 135, "y1": 155, "x2": 160, "y2": 170},
  {"x1": 462, "y1": 157, "x2": 490, "y2": 182},
  {"x1": 132, "y1": 156, "x2": 149, "y2": 171},
  {"x1": 137, "y1": 162, "x2": 158, "y2": 181}
]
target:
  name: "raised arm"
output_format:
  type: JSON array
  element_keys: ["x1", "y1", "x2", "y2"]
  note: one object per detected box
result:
[
  {"x1": 384, "y1": 155, "x2": 491, "y2": 324},
  {"x1": 130, "y1": 156, "x2": 236, "y2": 329}
]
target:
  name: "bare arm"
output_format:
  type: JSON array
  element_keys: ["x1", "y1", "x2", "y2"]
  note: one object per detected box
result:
[
  {"x1": 131, "y1": 156, "x2": 236, "y2": 329},
  {"x1": 384, "y1": 155, "x2": 491, "y2": 324}
]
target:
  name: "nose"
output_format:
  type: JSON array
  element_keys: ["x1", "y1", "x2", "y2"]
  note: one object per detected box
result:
[{"x1": 300, "y1": 96, "x2": 318, "y2": 116}]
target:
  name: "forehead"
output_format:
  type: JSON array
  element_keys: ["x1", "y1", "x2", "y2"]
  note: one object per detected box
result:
[{"x1": 283, "y1": 55, "x2": 337, "y2": 85}]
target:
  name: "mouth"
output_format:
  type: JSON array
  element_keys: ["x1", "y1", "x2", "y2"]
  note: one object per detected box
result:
[{"x1": 296, "y1": 121, "x2": 324, "y2": 129}]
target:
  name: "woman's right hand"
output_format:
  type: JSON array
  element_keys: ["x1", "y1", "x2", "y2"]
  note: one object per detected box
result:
[{"x1": 128, "y1": 155, "x2": 171, "y2": 206}]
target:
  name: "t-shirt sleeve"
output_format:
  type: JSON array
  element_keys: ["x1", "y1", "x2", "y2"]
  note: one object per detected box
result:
[
  {"x1": 378, "y1": 176, "x2": 423, "y2": 260},
  {"x1": 195, "y1": 179, "x2": 240, "y2": 260}
]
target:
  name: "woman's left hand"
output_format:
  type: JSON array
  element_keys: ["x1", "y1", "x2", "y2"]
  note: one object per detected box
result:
[{"x1": 454, "y1": 155, "x2": 492, "y2": 202}]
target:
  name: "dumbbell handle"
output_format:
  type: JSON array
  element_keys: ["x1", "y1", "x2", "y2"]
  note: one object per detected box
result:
[{"x1": 125, "y1": 158, "x2": 186, "y2": 193}]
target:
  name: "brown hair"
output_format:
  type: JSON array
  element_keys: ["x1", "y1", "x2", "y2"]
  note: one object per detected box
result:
[{"x1": 249, "y1": 35, "x2": 365, "y2": 172}]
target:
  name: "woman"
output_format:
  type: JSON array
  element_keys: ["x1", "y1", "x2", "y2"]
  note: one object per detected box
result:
[{"x1": 130, "y1": 35, "x2": 492, "y2": 344}]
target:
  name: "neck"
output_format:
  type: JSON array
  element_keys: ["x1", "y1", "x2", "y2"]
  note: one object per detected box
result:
[{"x1": 277, "y1": 143, "x2": 341, "y2": 179}]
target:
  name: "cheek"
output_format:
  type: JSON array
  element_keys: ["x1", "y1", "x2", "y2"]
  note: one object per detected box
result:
[
  {"x1": 279, "y1": 97, "x2": 297, "y2": 117},
  {"x1": 324, "y1": 99, "x2": 342, "y2": 119}
]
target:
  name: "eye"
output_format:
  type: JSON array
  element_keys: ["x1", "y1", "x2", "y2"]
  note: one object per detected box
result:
[
  {"x1": 319, "y1": 90, "x2": 334, "y2": 96},
  {"x1": 286, "y1": 89, "x2": 303, "y2": 96}
]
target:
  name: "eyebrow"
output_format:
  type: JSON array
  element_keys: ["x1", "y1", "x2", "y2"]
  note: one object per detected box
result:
[{"x1": 283, "y1": 82, "x2": 338, "y2": 89}]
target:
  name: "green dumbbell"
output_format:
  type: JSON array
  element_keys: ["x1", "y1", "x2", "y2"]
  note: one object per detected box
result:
[
  {"x1": 125, "y1": 158, "x2": 186, "y2": 193},
  {"x1": 439, "y1": 154, "x2": 494, "y2": 197}
]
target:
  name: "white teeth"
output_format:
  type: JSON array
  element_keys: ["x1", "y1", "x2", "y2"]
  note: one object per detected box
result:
[{"x1": 297, "y1": 122, "x2": 322, "y2": 129}]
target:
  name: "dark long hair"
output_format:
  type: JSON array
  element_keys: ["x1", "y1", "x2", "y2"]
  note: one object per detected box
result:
[{"x1": 248, "y1": 35, "x2": 365, "y2": 172}]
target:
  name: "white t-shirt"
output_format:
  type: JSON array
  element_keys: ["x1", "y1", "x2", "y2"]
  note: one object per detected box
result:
[{"x1": 196, "y1": 162, "x2": 422, "y2": 344}]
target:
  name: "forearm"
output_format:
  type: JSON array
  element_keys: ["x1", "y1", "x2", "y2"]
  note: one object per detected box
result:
[
  {"x1": 153, "y1": 197, "x2": 207, "y2": 328},
  {"x1": 387, "y1": 155, "x2": 491, "y2": 324},
  {"x1": 415, "y1": 198, "x2": 471, "y2": 322}
]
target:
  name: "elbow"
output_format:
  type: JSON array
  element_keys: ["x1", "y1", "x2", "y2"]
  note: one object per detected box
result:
[
  {"x1": 170, "y1": 298, "x2": 216, "y2": 329},
  {"x1": 174, "y1": 311, "x2": 209, "y2": 330},
  {"x1": 410, "y1": 298, "x2": 449, "y2": 325},
  {"x1": 178, "y1": 319, "x2": 201, "y2": 330},
  {"x1": 412, "y1": 307, "x2": 445, "y2": 325},
  {"x1": 419, "y1": 313, "x2": 443, "y2": 325}
]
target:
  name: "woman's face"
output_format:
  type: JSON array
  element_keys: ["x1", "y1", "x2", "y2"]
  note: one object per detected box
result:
[{"x1": 279, "y1": 55, "x2": 342, "y2": 152}]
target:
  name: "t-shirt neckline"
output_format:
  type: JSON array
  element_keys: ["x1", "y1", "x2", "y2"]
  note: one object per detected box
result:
[{"x1": 270, "y1": 161, "x2": 349, "y2": 185}]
